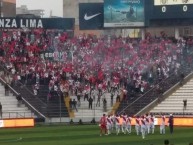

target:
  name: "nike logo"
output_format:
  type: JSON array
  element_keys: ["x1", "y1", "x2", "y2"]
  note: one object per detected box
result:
[{"x1": 84, "y1": 13, "x2": 101, "y2": 20}]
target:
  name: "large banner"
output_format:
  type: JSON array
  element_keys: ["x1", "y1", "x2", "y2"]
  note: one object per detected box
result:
[
  {"x1": 0, "y1": 18, "x2": 75, "y2": 29},
  {"x1": 79, "y1": 3, "x2": 104, "y2": 30},
  {"x1": 150, "y1": 0, "x2": 193, "y2": 19},
  {"x1": 104, "y1": 0, "x2": 145, "y2": 27},
  {"x1": 40, "y1": 51, "x2": 68, "y2": 62}
]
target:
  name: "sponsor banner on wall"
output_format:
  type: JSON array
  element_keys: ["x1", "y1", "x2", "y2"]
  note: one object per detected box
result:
[
  {"x1": 0, "y1": 120, "x2": 4, "y2": 128},
  {"x1": 79, "y1": 3, "x2": 104, "y2": 30},
  {"x1": 41, "y1": 51, "x2": 68, "y2": 62},
  {"x1": 104, "y1": 0, "x2": 145, "y2": 27},
  {"x1": 0, "y1": 18, "x2": 75, "y2": 29},
  {"x1": 0, "y1": 118, "x2": 34, "y2": 128}
]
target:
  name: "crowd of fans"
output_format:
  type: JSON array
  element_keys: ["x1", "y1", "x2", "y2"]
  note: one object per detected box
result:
[{"x1": 0, "y1": 29, "x2": 193, "y2": 111}]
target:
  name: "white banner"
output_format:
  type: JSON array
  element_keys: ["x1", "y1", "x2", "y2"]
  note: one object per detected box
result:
[
  {"x1": 154, "y1": 0, "x2": 193, "y2": 6},
  {"x1": 0, "y1": 120, "x2": 4, "y2": 128},
  {"x1": 104, "y1": 22, "x2": 144, "y2": 27}
]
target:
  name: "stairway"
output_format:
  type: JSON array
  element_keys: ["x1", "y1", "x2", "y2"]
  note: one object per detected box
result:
[
  {"x1": 70, "y1": 91, "x2": 119, "y2": 122},
  {"x1": 151, "y1": 78, "x2": 193, "y2": 115},
  {"x1": 0, "y1": 84, "x2": 36, "y2": 119}
]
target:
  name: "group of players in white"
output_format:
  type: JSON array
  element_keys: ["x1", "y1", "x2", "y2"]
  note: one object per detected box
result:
[{"x1": 100, "y1": 113, "x2": 166, "y2": 139}]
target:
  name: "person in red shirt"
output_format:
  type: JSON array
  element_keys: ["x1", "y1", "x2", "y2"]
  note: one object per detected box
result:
[{"x1": 99, "y1": 114, "x2": 107, "y2": 136}]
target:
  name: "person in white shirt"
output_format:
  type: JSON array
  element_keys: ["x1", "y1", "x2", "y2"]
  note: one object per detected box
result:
[
  {"x1": 126, "y1": 116, "x2": 132, "y2": 134},
  {"x1": 121, "y1": 113, "x2": 127, "y2": 134},
  {"x1": 141, "y1": 116, "x2": 146, "y2": 139},
  {"x1": 135, "y1": 116, "x2": 141, "y2": 136},
  {"x1": 115, "y1": 114, "x2": 120, "y2": 135},
  {"x1": 106, "y1": 115, "x2": 112, "y2": 135},
  {"x1": 150, "y1": 113, "x2": 155, "y2": 134},
  {"x1": 110, "y1": 114, "x2": 116, "y2": 132},
  {"x1": 160, "y1": 113, "x2": 166, "y2": 134},
  {"x1": 145, "y1": 113, "x2": 150, "y2": 134}
]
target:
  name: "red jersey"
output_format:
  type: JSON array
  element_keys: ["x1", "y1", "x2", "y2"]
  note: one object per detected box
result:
[{"x1": 100, "y1": 116, "x2": 107, "y2": 126}]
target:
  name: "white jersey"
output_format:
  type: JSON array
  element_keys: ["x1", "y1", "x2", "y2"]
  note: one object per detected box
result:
[
  {"x1": 115, "y1": 116, "x2": 120, "y2": 125},
  {"x1": 161, "y1": 115, "x2": 166, "y2": 126},
  {"x1": 111, "y1": 115, "x2": 115, "y2": 124},
  {"x1": 126, "y1": 117, "x2": 132, "y2": 125},
  {"x1": 122, "y1": 115, "x2": 127, "y2": 123},
  {"x1": 150, "y1": 116, "x2": 155, "y2": 125},
  {"x1": 145, "y1": 115, "x2": 150, "y2": 125},
  {"x1": 135, "y1": 118, "x2": 140, "y2": 126},
  {"x1": 141, "y1": 118, "x2": 146, "y2": 128},
  {"x1": 107, "y1": 117, "x2": 112, "y2": 125}
]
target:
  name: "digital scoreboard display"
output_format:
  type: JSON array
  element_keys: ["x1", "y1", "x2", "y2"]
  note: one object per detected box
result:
[
  {"x1": 104, "y1": 0, "x2": 145, "y2": 27},
  {"x1": 154, "y1": 0, "x2": 193, "y2": 5},
  {"x1": 150, "y1": 0, "x2": 193, "y2": 19}
]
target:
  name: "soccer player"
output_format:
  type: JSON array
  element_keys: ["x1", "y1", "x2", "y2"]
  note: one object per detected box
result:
[
  {"x1": 135, "y1": 116, "x2": 141, "y2": 135},
  {"x1": 99, "y1": 114, "x2": 107, "y2": 136},
  {"x1": 145, "y1": 113, "x2": 150, "y2": 134},
  {"x1": 141, "y1": 116, "x2": 146, "y2": 139},
  {"x1": 106, "y1": 115, "x2": 112, "y2": 135},
  {"x1": 160, "y1": 113, "x2": 166, "y2": 134},
  {"x1": 110, "y1": 114, "x2": 115, "y2": 132},
  {"x1": 150, "y1": 113, "x2": 155, "y2": 134},
  {"x1": 115, "y1": 114, "x2": 120, "y2": 135},
  {"x1": 126, "y1": 115, "x2": 132, "y2": 134},
  {"x1": 121, "y1": 113, "x2": 127, "y2": 134}
]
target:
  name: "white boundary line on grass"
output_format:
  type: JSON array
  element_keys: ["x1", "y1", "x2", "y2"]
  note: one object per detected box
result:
[{"x1": 0, "y1": 137, "x2": 23, "y2": 143}]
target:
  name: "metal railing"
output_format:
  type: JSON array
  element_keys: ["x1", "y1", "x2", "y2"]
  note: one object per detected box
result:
[
  {"x1": 1, "y1": 111, "x2": 35, "y2": 119},
  {"x1": 0, "y1": 64, "x2": 46, "y2": 119},
  {"x1": 118, "y1": 57, "x2": 193, "y2": 116}
]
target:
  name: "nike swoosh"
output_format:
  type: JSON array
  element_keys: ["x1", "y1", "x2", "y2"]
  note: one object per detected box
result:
[{"x1": 84, "y1": 13, "x2": 101, "y2": 20}]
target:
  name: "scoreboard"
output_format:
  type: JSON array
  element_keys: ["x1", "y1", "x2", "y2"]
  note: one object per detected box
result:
[{"x1": 150, "y1": 0, "x2": 193, "y2": 19}]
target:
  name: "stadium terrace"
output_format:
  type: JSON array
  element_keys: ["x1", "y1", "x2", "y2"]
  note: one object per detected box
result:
[{"x1": 0, "y1": 18, "x2": 43, "y2": 28}]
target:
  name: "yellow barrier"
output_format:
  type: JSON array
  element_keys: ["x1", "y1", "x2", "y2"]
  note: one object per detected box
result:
[
  {"x1": 64, "y1": 96, "x2": 74, "y2": 118},
  {"x1": 110, "y1": 90, "x2": 124, "y2": 115},
  {"x1": 0, "y1": 118, "x2": 34, "y2": 128}
]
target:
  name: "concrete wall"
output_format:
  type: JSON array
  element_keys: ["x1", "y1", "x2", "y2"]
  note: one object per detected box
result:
[
  {"x1": 2, "y1": 1, "x2": 16, "y2": 17},
  {"x1": 146, "y1": 26, "x2": 193, "y2": 38}
]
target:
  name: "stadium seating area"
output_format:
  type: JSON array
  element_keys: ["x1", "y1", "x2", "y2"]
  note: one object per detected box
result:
[
  {"x1": 151, "y1": 78, "x2": 193, "y2": 116},
  {"x1": 0, "y1": 81, "x2": 35, "y2": 119},
  {"x1": 0, "y1": 28, "x2": 193, "y2": 120}
]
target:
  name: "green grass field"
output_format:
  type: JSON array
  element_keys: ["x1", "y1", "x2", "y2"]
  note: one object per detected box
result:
[{"x1": 0, "y1": 125, "x2": 192, "y2": 145}]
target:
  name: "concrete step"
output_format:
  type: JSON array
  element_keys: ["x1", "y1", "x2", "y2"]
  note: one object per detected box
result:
[
  {"x1": 0, "y1": 104, "x2": 26, "y2": 107},
  {"x1": 1, "y1": 112, "x2": 35, "y2": 119},
  {"x1": 157, "y1": 103, "x2": 193, "y2": 107},
  {"x1": 0, "y1": 100, "x2": 18, "y2": 104},
  {"x1": 151, "y1": 110, "x2": 193, "y2": 113},
  {"x1": 2, "y1": 107, "x2": 29, "y2": 111},
  {"x1": 165, "y1": 98, "x2": 193, "y2": 101}
]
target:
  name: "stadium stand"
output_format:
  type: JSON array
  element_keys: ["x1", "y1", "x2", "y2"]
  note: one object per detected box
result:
[
  {"x1": 0, "y1": 78, "x2": 36, "y2": 119},
  {"x1": 0, "y1": 27, "x2": 193, "y2": 121},
  {"x1": 151, "y1": 78, "x2": 193, "y2": 116},
  {"x1": 117, "y1": 38, "x2": 193, "y2": 116}
]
